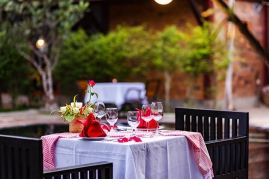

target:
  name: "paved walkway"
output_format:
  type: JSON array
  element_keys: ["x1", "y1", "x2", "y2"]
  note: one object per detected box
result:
[
  {"x1": 238, "y1": 105, "x2": 269, "y2": 130},
  {"x1": 0, "y1": 109, "x2": 64, "y2": 129},
  {"x1": 0, "y1": 105, "x2": 268, "y2": 130}
]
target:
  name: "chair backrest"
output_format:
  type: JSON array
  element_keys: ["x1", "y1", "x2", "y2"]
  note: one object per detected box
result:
[
  {"x1": 175, "y1": 107, "x2": 249, "y2": 179},
  {"x1": 0, "y1": 134, "x2": 113, "y2": 179},
  {"x1": 145, "y1": 79, "x2": 160, "y2": 102},
  {"x1": 75, "y1": 80, "x2": 89, "y2": 101},
  {"x1": 0, "y1": 134, "x2": 43, "y2": 179}
]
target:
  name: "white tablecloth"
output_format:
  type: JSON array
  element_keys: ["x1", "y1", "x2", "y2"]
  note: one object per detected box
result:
[
  {"x1": 84, "y1": 82, "x2": 148, "y2": 110},
  {"x1": 54, "y1": 136, "x2": 211, "y2": 179}
]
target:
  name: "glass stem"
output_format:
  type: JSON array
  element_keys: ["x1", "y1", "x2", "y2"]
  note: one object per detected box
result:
[
  {"x1": 89, "y1": 87, "x2": 92, "y2": 103},
  {"x1": 156, "y1": 122, "x2": 159, "y2": 134},
  {"x1": 146, "y1": 121, "x2": 149, "y2": 134}
]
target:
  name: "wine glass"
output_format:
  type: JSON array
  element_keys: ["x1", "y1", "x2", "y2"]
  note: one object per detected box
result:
[
  {"x1": 105, "y1": 108, "x2": 118, "y2": 132},
  {"x1": 127, "y1": 111, "x2": 140, "y2": 137},
  {"x1": 94, "y1": 101, "x2": 106, "y2": 122},
  {"x1": 151, "y1": 102, "x2": 163, "y2": 136},
  {"x1": 140, "y1": 104, "x2": 153, "y2": 138}
]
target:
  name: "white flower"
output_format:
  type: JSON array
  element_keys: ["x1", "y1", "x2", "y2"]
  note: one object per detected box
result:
[
  {"x1": 71, "y1": 102, "x2": 83, "y2": 108},
  {"x1": 73, "y1": 107, "x2": 80, "y2": 114},
  {"x1": 76, "y1": 102, "x2": 83, "y2": 108},
  {"x1": 86, "y1": 107, "x2": 93, "y2": 114},
  {"x1": 60, "y1": 106, "x2": 66, "y2": 112}
]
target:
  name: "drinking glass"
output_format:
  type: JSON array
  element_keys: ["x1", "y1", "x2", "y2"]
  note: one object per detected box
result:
[
  {"x1": 105, "y1": 108, "x2": 118, "y2": 132},
  {"x1": 140, "y1": 104, "x2": 153, "y2": 138},
  {"x1": 127, "y1": 111, "x2": 140, "y2": 136},
  {"x1": 94, "y1": 101, "x2": 106, "y2": 122},
  {"x1": 151, "y1": 102, "x2": 163, "y2": 136}
]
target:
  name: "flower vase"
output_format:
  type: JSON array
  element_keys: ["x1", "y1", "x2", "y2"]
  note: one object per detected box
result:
[{"x1": 69, "y1": 115, "x2": 85, "y2": 133}]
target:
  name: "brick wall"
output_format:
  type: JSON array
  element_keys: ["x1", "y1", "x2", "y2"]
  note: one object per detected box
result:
[{"x1": 207, "y1": 1, "x2": 264, "y2": 101}]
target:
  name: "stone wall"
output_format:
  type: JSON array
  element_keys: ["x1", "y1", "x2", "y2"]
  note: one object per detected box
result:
[{"x1": 249, "y1": 127, "x2": 269, "y2": 179}]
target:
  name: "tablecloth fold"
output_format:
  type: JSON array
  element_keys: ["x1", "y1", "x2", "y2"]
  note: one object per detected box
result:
[
  {"x1": 41, "y1": 132, "x2": 78, "y2": 170},
  {"x1": 160, "y1": 130, "x2": 214, "y2": 178}
]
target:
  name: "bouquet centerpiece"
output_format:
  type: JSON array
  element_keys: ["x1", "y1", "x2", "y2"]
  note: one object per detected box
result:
[
  {"x1": 56, "y1": 80, "x2": 98, "y2": 133},
  {"x1": 58, "y1": 80, "x2": 98, "y2": 122}
]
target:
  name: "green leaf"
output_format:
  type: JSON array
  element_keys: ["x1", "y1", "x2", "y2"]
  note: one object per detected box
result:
[{"x1": 66, "y1": 114, "x2": 75, "y2": 122}]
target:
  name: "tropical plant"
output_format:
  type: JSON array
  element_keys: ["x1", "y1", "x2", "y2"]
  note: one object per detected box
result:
[
  {"x1": 180, "y1": 23, "x2": 230, "y2": 107},
  {"x1": 149, "y1": 25, "x2": 186, "y2": 111}
]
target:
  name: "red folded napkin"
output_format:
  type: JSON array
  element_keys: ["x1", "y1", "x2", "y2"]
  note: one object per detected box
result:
[
  {"x1": 137, "y1": 118, "x2": 158, "y2": 128},
  {"x1": 77, "y1": 113, "x2": 107, "y2": 137},
  {"x1": 136, "y1": 108, "x2": 158, "y2": 128}
]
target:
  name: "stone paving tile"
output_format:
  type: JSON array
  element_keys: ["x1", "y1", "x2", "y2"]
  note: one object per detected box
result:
[{"x1": 238, "y1": 105, "x2": 269, "y2": 131}]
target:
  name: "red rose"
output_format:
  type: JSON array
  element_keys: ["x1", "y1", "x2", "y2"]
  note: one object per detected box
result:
[{"x1": 88, "y1": 80, "x2": 96, "y2": 87}]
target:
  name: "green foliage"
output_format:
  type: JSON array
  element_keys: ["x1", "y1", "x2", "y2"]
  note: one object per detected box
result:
[
  {"x1": 180, "y1": 23, "x2": 229, "y2": 78},
  {"x1": 181, "y1": 25, "x2": 212, "y2": 77},
  {"x1": 0, "y1": 37, "x2": 35, "y2": 108},
  {"x1": 55, "y1": 22, "x2": 230, "y2": 106},
  {"x1": 148, "y1": 23, "x2": 229, "y2": 79},
  {"x1": 0, "y1": 0, "x2": 89, "y2": 107},
  {"x1": 55, "y1": 26, "x2": 152, "y2": 95},
  {"x1": 150, "y1": 25, "x2": 186, "y2": 72},
  {"x1": 180, "y1": 23, "x2": 230, "y2": 106},
  {"x1": 0, "y1": 0, "x2": 89, "y2": 42}
]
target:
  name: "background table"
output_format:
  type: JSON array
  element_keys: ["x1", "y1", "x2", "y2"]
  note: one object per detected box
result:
[
  {"x1": 54, "y1": 136, "x2": 210, "y2": 179},
  {"x1": 84, "y1": 82, "x2": 148, "y2": 110}
]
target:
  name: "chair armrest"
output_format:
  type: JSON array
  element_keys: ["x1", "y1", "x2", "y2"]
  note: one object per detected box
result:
[
  {"x1": 205, "y1": 136, "x2": 248, "y2": 147},
  {"x1": 124, "y1": 87, "x2": 143, "y2": 102},
  {"x1": 43, "y1": 161, "x2": 113, "y2": 179}
]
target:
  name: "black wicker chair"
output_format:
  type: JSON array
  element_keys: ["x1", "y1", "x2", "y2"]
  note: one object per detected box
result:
[
  {"x1": 121, "y1": 79, "x2": 161, "y2": 112},
  {"x1": 175, "y1": 107, "x2": 249, "y2": 179},
  {"x1": 0, "y1": 134, "x2": 113, "y2": 179}
]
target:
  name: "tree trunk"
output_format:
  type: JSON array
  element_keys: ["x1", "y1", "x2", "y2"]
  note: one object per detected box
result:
[
  {"x1": 185, "y1": 76, "x2": 197, "y2": 107},
  {"x1": 14, "y1": 44, "x2": 59, "y2": 112},
  {"x1": 164, "y1": 70, "x2": 171, "y2": 112},
  {"x1": 0, "y1": 83, "x2": 2, "y2": 108},
  {"x1": 40, "y1": 68, "x2": 58, "y2": 112},
  {"x1": 225, "y1": 0, "x2": 235, "y2": 110}
]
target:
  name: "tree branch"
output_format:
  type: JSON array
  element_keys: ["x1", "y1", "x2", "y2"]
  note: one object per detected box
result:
[
  {"x1": 13, "y1": 43, "x2": 45, "y2": 76},
  {"x1": 188, "y1": 0, "x2": 204, "y2": 26},
  {"x1": 51, "y1": 40, "x2": 63, "y2": 70}
]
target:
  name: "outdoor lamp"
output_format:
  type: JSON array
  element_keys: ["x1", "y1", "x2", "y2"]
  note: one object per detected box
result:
[
  {"x1": 36, "y1": 37, "x2": 46, "y2": 49},
  {"x1": 154, "y1": 0, "x2": 172, "y2": 5}
]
